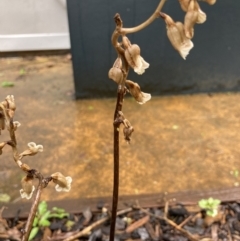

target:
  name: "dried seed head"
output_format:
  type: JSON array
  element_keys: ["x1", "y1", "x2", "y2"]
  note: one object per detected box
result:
[
  {"x1": 20, "y1": 176, "x2": 35, "y2": 199},
  {"x1": 51, "y1": 172, "x2": 72, "y2": 192},
  {"x1": 122, "y1": 36, "x2": 149, "y2": 75},
  {"x1": 160, "y1": 12, "x2": 194, "y2": 59},
  {"x1": 108, "y1": 57, "x2": 124, "y2": 85},
  {"x1": 126, "y1": 80, "x2": 151, "y2": 104}
]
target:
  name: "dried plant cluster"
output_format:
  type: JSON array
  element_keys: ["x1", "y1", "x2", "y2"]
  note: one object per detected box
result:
[
  {"x1": 108, "y1": 0, "x2": 216, "y2": 240},
  {"x1": 0, "y1": 95, "x2": 72, "y2": 241}
]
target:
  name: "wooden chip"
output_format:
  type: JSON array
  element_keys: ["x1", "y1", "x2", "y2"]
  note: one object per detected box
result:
[{"x1": 126, "y1": 215, "x2": 149, "y2": 233}]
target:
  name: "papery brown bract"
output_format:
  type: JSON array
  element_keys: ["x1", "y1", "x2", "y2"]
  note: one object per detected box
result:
[
  {"x1": 122, "y1": 36, "x2": 149, "y2": 75},
  {"x1": 160, "y1": 12, "x2": 194, "y2": 60},
  {"x1": 108, "y1": 57, "x2": 124, "y2": 85},
  {"x1": 126, "y1": 80, "x2": 151, "y2": 104}
]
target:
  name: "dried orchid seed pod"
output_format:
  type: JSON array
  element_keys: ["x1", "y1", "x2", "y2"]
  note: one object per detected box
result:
[
  {"x1": 184, "y1": 0, "x2": 199, "y2": 39},
  {"x1": 122, "y1": 36, "x2": 149, "y2": 75},
  {"x1": 108, "y1": 57, "x2": 124, "y2": 85},
  {"x1": 160, "y1": 12, "x2": 194, "y2": 60},
  {"x1": 20, "y1": 176, "x2": 35, "y2": 199},
  {"x1": 126, "y1": 80, "x2": 151, "y2": 105},
  {"x1": 51, "y1": 172, "x2": 72, "y2": 192}
]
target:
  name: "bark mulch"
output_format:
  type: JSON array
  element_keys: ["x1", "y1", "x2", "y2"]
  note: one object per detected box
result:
[{"x1": 1, "y1": 187, "x2": 240, "y2": 241}]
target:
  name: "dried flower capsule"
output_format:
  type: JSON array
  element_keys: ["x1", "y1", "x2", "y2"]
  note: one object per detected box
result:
[
  {"x1": 51, "y1": 172, "x2": 72, "y2": 192},
  {"x1": 20, "y1": 176, "x2": 35, "y2": 199},
  {"x1": 122, "y1": 36, "x2": 149, "y2": 75},
  {"x1": 108, "y1": 57, "x2": 124, "y2": 85},
  {"x1": 184, "y1": 0, "x2": 198, "y2": 39},
  {"x1": 19, "y1": 142, "x2": 43, "y2": 158},
  {"x1": 160, "y1": 12, "x2": 194, "y2": 60},
  {"x1": 126, "y1": 80, "x2": 151, "y2": 104}
]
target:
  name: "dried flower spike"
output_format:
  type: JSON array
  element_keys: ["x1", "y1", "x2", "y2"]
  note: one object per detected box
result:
[
  {"x1": 126, "y1": 80, "x2": 151, "y2": 104},
  {"x1": 20, "y1": 176, "x2": 35, "y2": 199},
  {"x1": 19, "y1": 142, "x2": 43, "y2": 158},
  {"x1": 108, "y1": 56, "x2": 124, "y2": 85},
  {"x1": 51, "y1": 172, "x2": 72, "y2": 192},
  {"x1": 122, "y1": 36, "x2": 149, "y2": 75},
  {"x1": 160, "y1": 12, "x2": 194, "y2": 60}
]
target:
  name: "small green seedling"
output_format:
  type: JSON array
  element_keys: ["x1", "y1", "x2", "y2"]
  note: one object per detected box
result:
[
  {"x1": 198, "y1": 197, "x2": 221, "y2": 217},
  {"x1": 1, "y1": 81, "x2": 14, "y2": 87},
  {"x1": 29, "y1": 201, "x2": 69, "y2": 241}
]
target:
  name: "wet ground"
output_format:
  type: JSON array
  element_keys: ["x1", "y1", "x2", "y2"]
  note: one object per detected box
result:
[{"x1": 0, "y1": 55, "x2": 240, "y2": 203}]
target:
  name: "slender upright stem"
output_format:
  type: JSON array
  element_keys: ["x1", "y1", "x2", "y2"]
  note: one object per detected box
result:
[
  {"x1": 110, "y1": 86, "x2": 125, "y2": 241},
  {"x1": 22, "y1": 180, "x2": 43, "y2": 241},
  {"x1": 109, "y1": 1, "x2": 166, "y2": 240}
]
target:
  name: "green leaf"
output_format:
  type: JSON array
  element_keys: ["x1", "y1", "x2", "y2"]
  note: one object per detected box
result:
[
  {"x1": 32, "y1": 217, "x2": 39, "y2": 227},
  {"x1": 29, "y1": 227, "x2": 39, "y2": 241},
  {"x1": 52, "y1": 207, "x2": 66, "y2": 213},
  {"x1": 38, "y1": 201, "x2": 48, "y2": 216},
  {"x1": 19, "y1": 68, "x2": 26, "y2": 75},
  {"x1": 212, "y1": 199, "x2": 221, "y2": 207},
  {"x1": 1, "y1": 81, "x2": 14, "y2": 87},
  {"x1": 198, "y1": 199, "x2": 208, "y2": 209},
  {"x1": 234, "y1": 169, "x2": 239, "y2": 178},
  {"x1": 39, "y1": 210, "x2": 51, "y2": 226},
  {"x1": 0, "y1": 193, "x2": 11, "y2": 203},
  {"x1": 65, "y1": 220, "x2": 75, "y2": 231},
  {"x1": 39, "y1": 219, "x2": 51, "y2": 227},
  {"x1": 48, "y1": 212, "x2": 69, "y2": 219}
]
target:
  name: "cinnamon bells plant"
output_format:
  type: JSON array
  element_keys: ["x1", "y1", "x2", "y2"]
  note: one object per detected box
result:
[
  {"x1": 108, "y1": 1, "x2": 217, "y2": 240},
  {"x1": 0, "y1": 95, "x2": 72, "y2": 241}
]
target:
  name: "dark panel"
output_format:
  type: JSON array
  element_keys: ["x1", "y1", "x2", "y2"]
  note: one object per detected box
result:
[{"x1": 67, "y1": 0, "x2": 240, "y2": 98}]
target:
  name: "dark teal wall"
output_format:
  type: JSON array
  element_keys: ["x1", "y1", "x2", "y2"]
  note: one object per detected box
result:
[{"x1": 67, "y1": 0, "x2": 240, "y2": 98}]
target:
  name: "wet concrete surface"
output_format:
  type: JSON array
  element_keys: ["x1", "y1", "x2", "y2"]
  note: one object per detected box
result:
[{"x1": 0, "y1": 55, "x2": 240, "y2": 203}]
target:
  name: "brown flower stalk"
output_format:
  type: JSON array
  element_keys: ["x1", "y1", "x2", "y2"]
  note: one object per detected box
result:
[{"x1": 109, "y1": 1, "x2": 166, "y2": 240}]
